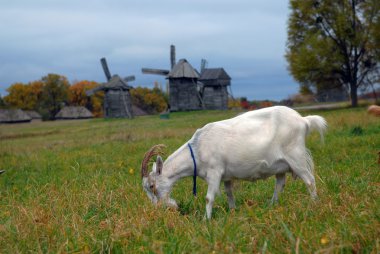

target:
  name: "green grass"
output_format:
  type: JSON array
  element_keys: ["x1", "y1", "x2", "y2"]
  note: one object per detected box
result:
[{"x1": 0, "y1": 108, "x2": 379, "y2": 253}]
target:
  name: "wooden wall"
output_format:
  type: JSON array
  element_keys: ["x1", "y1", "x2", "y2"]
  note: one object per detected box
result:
[
  {"x1": 203, "y1": 86, "x2": 228, "y2": 110},
  {"x1": 169, "y1": 78, "x2": 202, "y2": 111},
  {"x1": 104, "y1": 90, "x2": 134, "y2": 118}
]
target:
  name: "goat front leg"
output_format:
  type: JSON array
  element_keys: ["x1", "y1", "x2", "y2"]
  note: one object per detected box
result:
[
  {"x1": 271, "y1": 173, "x2": 286, "y2": 204},
  {"x1": 205, "y1": 174, "x2": 222, "y2": 219},
  {"x1": 224, "y1": 180, "x2": 235, "y2": 209}
]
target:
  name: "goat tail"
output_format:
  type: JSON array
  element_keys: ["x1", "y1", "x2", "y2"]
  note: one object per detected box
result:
[{"x1": 304, "y1": 115, "x2": 327, "y2": 143}]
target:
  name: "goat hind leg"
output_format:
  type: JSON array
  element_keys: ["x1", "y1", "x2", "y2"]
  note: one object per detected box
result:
[
  {"x1": 292, "y1": 169, "x2": 317, "y2": 200},
  {"x1": 271, "y1": 173, "x2": 286, "y2": 204},
  {"x1": 224, "y1": 180, "x2": 236, "y2": 209},
  {"x1": 303, "y1": 171, "x2": 317, "y2": 200},
  {"x1": 287, "y1": 148, "x2": 317, "y2": 200}
]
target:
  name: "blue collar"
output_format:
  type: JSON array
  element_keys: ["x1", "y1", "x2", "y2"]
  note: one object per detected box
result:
[{"x1": 187, "y1": 143, "x2": 197, "y2": 196}]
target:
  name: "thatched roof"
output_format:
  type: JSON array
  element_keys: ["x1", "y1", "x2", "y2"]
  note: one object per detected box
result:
[
  {"x1": 103, "y1": 75, "x2": 132, "y2": 90},
  {"x1": 86, "y1": 75, "x2": 133, "y2": 96},
  {"x1": 168, "y1": 59, "x2": 200, "y2": 79},
  {"x1": 0, "y1": 109, "x2": 32, "y2": 123},
  {"x1": 24, "y1": 110, "x2": 42, "y2": 119},
  {"x1": 55, "y1": 106, "x2": 93, "y2": 119},
  {"x1": 200, "y1": 68, "x2": 231, "y2": 81}
]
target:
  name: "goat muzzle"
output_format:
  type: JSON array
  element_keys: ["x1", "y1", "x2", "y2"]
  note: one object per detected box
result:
[{"x1": 141, "y1": 144, "x2": 166, "y2": 178}]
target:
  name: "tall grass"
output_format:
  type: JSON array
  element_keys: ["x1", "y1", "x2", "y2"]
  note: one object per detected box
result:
[{"x1": 0, "y1": 108, "x2": 379, "y2": 253}]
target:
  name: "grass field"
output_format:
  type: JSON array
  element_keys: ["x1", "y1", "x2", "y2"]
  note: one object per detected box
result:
[{"x1": 0, "y1": 108, "x2": 379, "y2": 253}]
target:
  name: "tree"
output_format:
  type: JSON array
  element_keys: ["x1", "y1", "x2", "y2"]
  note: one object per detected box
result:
[
  {"x1": 4, "y1": 81, "x2": 44, "y2": 110},
  {"x1": 40, "y1": 74, "x2": 70, "y2": 120},
  {"x1": 3, "y1": 81, "x2": 43, "y2": 111},
  {"x1": 130, "y1": 86, "x2": 167, "y2": 114},
  {"x1": 3, "y1": 83, "x2": 29, "y2": 109},
  {"x1": 69, "y1": 80, "x2": 104, "y2": 117},
  {"x1": 29, "y1": 80, "x2": 44, "y2": 106},
  {"x1": 0, "y1": 95, "x2": 6, "y2": 108},
  {"x1": 286, "y1": 0, "x2": 380, "y2": 107}
]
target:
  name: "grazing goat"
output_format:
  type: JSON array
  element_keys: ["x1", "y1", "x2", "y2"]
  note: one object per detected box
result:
[
  {"x1": 141, "y1": 106, "x2": 327, "y2": 219},
  {"x1": 367, "y1": 105, "x2": 380, "y2": 117}
]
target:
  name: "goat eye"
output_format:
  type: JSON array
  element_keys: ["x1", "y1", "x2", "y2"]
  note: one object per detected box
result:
[{"x1": 150, "y1": 185, "x2": 154, "y2": 189}]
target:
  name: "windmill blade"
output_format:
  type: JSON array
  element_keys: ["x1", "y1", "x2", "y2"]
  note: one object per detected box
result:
[
  {"x1": 141, "y1": 68, "x2": 169, "y2": 76},
  {"x1": 86, "y1": 86, "x2": 104, "y2": 96},
  {"x1": 100, "y1": 57, "x2": 112, "y2": 81},
  {"x1": 170, "y1": 45, "x2": 176, "y2": 69},
  {"x1": 200, "y1": 59, "x2": 208, "y2": 73},
  {"x1": 124, "y1": 75, "x2": 135, "y2": 82}
]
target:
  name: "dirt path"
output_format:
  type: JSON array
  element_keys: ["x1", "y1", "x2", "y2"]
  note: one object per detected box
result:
[{"x1": 293, "y1": 103, "x2": 346, "y2": 110}]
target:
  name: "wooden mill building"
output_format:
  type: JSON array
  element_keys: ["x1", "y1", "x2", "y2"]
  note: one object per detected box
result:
[
  {"x1": 199, "y1": 68, "x2": 231, "y2": 110},
  {"x1": 168, "y1": 59, "x2": 202, "y2": 111},
  {"x1": 87, "y1": 58, "x2": 135, "y2": 118},
  {"x1": 142, "y1": 46, "x2": 202, "y2": 111},
  {"x1": 142, "y1": 45, "x2": 232, "y2": 111},
  {"x1": 87, "y1": 75, "x2": 134, "y2": 118}
]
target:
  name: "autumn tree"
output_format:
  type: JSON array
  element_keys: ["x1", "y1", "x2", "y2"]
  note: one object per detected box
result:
[
  {"x1": 3, "y1": 81, "x2": 43, "y2": 110},
  {"x1": 130, "y1": 86, "x2": 167, "y2": 114},
  {"x1": 286, "y1": 0, "x2": 380, "y2": 107},
  {"x1": 69, "y1": 80, "x2": 104, "y2": 117},
  {"x1": 40, "y1": 74, "x2": 70, "y2": 120},
  {"x1": 3, "y1": 83, "x2": 29, "y2": 109}
]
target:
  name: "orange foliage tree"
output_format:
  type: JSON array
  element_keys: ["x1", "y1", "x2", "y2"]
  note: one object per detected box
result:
[
  {"x1": 69, "y1": 80, "x2": 103, "y2": 117},
  {"x1": 4, "y1": 81, "x2": 44, "y2": 110},
  {"x1": 130, "y1": 87, "x2": 167, "y2": 114}
]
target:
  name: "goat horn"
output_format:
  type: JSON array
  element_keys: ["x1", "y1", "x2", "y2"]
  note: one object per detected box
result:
[{"x1": 141, "y1": 144, "x2": 166, "y2": 178}]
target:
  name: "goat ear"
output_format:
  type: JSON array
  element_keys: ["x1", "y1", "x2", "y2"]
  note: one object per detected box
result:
[
  {"x1": 152, "y1": 162, "x2": 157, "y2": 173},
  {"x1": 156, "y1": 156, "x2": 163, "y2": 175}
]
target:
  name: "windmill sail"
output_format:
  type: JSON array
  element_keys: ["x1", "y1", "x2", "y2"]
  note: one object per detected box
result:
[
  {"x1": 86, "y1": 85, "x2": 104, "y2": 96},
  {"x1": 101, "y1": 58, "x2": 112, "y2": 81},
  {"x1": 170, "y1": 45, "x2": 176, "y2": 69},
  {"x1": 141, "y1": 68, "x2": 170, "y2": 76},
  {"x1": 124, "y1": 75, "x2": 136, "y2": 82},
  {"x1": 200, "y1": 59, "x2": 208, "y2": 73}
]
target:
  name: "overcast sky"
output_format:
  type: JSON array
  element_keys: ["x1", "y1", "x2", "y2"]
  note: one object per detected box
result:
[{"x1": 0, "y1": 0, "x2": 299, "y2": 101}]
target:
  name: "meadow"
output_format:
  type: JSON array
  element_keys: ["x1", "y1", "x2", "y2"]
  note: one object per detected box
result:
[{"x1": 0, "y1": 107, "x2": 379, "y2": 253}]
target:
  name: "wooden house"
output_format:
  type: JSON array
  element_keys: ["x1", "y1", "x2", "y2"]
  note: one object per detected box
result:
[
  {"x1": 55, "y1": 106, "x2": 93, "y2": 120},
  {"x1": 199, "y1": 68, "x2": 231, "y2": 110},
  {"x1": 0, "y1": 109, "x2": 31, "y2": 123},
  {"x1": 24, "y1": 110, "x2": 42, "y2": 121},
  {"x1": 86, "y1": 58, "x2": 135, "y2": 118}
]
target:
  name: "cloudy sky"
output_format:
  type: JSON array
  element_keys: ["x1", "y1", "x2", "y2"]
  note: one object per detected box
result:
[{"x1": 0, "y1": 0, "x2": 299, "y2": 101}]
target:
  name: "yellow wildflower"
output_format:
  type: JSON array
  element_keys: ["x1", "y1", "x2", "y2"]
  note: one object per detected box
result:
[{"x1": 320, "y1": 236, "x2": 329, "y2": 245}]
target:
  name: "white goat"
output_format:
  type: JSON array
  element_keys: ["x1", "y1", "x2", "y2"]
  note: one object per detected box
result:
[{"x1": 141, "y1": 106, "x2": 327, "y2": 219}]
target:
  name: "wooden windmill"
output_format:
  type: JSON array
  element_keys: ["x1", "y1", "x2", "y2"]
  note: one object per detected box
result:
[
  {"x1": 199, "y1": 67, "x2": 231, "y2": 110},
  {"x1": 142, "y1": 45, "x2": 203, "y2": 111},
  {"x1": 86, "y1": 58, "x2": 135, "y2": 118}
]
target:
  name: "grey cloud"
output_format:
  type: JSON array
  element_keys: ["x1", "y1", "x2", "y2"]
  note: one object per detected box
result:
[{"x1": 0, "y1": 0, "x2": 298, "y2": 100}]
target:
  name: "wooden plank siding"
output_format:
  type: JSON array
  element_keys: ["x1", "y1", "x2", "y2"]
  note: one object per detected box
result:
[
  {"x1": 199, "y1": 68, "x2": 231, "y2": 110},
  {"x1": 169, "y1": 79, "x2": 202, "y2": 111}
]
